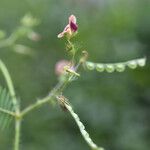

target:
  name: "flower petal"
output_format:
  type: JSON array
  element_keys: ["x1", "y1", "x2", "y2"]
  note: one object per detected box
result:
[
  {"x1": 69, "y1": 15, "x2": 77, "y2": 24},
  {"x1": 64, "y1": 24, "x2": 70, "y2": 31},
  {"x1": 57, "y1": 32, "x2": 65, "y2": 38},
  {"x1": 57, "y1": 25, "x2": 70, "y2": 38},
  {"x1": 70, "y1": 21, "x2": 78, "y2": 32},
  {"x1": 57, "y1": 15, "x2": 77, "y2": 38}
]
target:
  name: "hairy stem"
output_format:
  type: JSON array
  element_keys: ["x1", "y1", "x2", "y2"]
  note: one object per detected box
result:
[
  {"x1": 20, "y1": 61, "x2": 81, "y2": 117},
  {"x1": 20, "y1": 77, "x2": 69, "y2": 117},
  {"x1": 20, "y1": 94, "x2": 53, "y2": 117}
]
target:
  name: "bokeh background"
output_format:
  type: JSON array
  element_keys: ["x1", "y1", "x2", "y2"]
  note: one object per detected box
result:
[{"x1": 0, "y1": 0, "x2": 150, "y2": 150}]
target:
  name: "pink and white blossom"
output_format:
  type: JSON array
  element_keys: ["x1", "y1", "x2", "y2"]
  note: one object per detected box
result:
[{"x1": 58, "y1": 15, "x2": 78, "y2": 38}]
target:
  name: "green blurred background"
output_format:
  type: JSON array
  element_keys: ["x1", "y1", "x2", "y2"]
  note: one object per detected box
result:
[{"x1": 0, "y1": 0, "x2": 150, "y2": 150}]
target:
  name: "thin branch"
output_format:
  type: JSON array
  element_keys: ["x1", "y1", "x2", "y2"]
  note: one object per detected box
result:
[
  {"x1": 20, "y1": 94, "x2": 53, "y2": 117},
  {"x1": 14, "y1": 120, "x2": 21, "y2": 150},
  {"x1": 0, "y1": 107, "x2": 15, "y2": 117},
  {"x1": 20, "y1": 62, "x2": 81, "y2": 117},
  {"x1": 20, "y1": 77, "x2": 69, "y2": 117}
]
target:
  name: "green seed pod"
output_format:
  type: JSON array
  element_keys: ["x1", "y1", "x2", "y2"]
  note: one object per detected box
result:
[
  {"x1": 86, "y1": 62, "x2": 95, "y2": 70},
  {"x1": 115, "y1": 63, "x2": 125, "y2": 72},
  {"x1": 137, "y1": 58, "x2": 146, "y2": 67},
  {"x1": 105, "y1": 64, "x2": 115, "y2": 73},
  {"x1": 96, "y1": 64, "x2": 104, "y2": 72},
  {"x1": 127, "y1": 61, "x2": 137, "y2": 69}
]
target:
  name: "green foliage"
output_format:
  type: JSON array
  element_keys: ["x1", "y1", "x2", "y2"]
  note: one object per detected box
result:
[
  {"x1": 0, "y1": 13, "x2": 40, "y2": 56},
  {"x1": 0, "y1": 86, "x2": 14, "y2": 130},
  {"x1": 0, "y1": 0, "x2": 149, "y2": 150}
]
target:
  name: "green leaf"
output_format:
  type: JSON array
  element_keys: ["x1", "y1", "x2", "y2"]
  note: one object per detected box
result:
[{"x1": 0, "y1": 86, "x2": 14, "y2": 131}]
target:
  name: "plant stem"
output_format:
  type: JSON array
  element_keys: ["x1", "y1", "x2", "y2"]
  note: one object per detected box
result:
[
  {"x1": 20, "y1": 94, "x2": 53, "y2": 117},
  {"x1": 20, "y1": 78, "x2": 69, "y2": 117},
  {"x1": 0, "y1": 60, "x2": 18, "y2": 108},
  {"x1": 21, "y1": 63, "x2": 80, "y2": 118},
  {"x1": 0, "y1": 60, "x2": 21, "y2": 150},
  {"x1": 0, "y1": 107, "x2": 16, "y2": 117},
  {"x1": 0, "y1": 58, "x2": 80, "y2": 150},
  {"x1": 14, "y1": 119, "x2": 21, "y2": 150}
]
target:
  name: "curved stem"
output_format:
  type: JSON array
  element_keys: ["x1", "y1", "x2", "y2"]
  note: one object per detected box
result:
[
  {"x1": 0, "y1": 60, "x2": 20, "y2": 150},
  {"x1": 0, "y1": 60, "x2": 18, "y2": 108}
]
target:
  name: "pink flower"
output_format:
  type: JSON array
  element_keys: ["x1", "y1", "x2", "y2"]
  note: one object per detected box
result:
[
  {"x1": 57, "y1": 15, "x2": 78, "y2": 38},
  {"x1": 55, "y1": 60, "x2": 70, "y2": 76}
]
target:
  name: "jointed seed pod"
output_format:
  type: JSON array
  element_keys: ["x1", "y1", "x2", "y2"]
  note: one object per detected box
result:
[
  {"x1": 115, "y1": 63, "x2": 125, "y2": 72},
  {"x1": 137, "y1": 58, "x2": 146, "y2": 67},
  {"x1": 105, "y1": 64, "x2": 115, "y2": 73},
  {"x1": 127, "y1": 60, "x2": 137, "y2": 69},
  {"x1": 85, "y1": 57, "x2": 146, "y2": 73},
  {"x1": 96, "y1": 64, "x2": 105, "y2": 72},
  {"x1": 86, "y1": 62, "x2": 95, "y2": 70}
]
